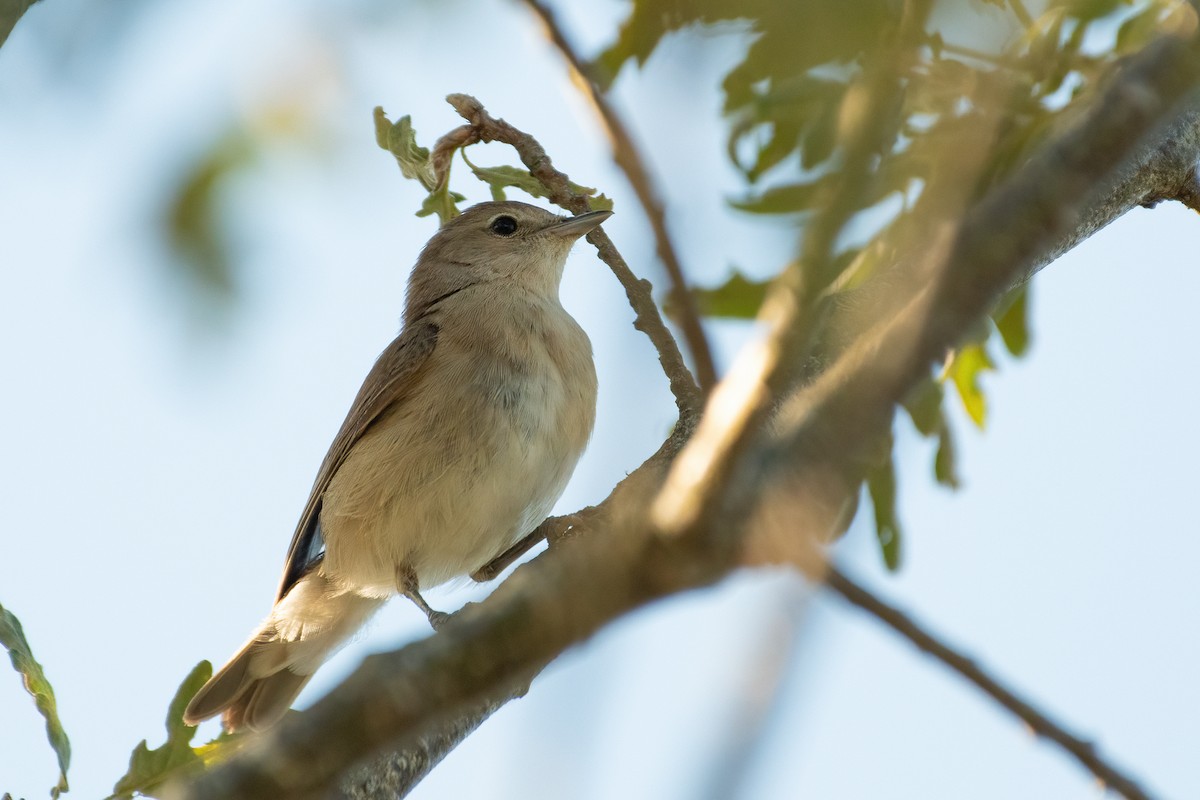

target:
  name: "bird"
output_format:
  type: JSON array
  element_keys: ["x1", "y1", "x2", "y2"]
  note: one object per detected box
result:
[{"x1": 183, "y1": 200, "x2": 609, "y2": 732}]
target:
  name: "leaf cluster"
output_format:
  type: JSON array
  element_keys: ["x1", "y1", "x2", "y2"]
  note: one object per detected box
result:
[
  {"x1": 106, "y1": 663, "x2": 242, "y2": 800},
  {"x1": 596, "y1": 0, "x2": 1183, "y2": 567}
]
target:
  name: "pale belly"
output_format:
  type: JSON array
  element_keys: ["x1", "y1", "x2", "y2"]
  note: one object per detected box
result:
[{"x1": 317, "y1": 346, "x2": 593, "y2": 597}]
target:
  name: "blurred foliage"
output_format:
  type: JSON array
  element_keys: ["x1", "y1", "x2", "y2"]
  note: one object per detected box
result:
[
  {"x1": 0, "y1": 0, "x2": 41, "y2": 48},
  {"x1": 107, "y1": 662, "x2": 242, "y2": 800},
  {"x1": 866, "y1": 450, "x2": 903, "y2": 570},
  {"x1": 166, "y1": 133, "x2": 254, "y2": 306},
  {"x1": 596, "y1": 0, "x2": 1186, "y2": 567},
  {"x1": 374, "y1": 107, "x2": 613, "y2": 223},
  {"x1": 163, "y1": 96, "x2": 329, "y2": 319},
  {"x1": 0, "y1": 601, "x2": 70, "y2": 799}
]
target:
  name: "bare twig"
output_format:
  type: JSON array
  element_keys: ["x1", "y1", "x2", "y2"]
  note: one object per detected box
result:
[
  {"x1": 825, "y1": 566, "x2": 1155, "y2": 800},
  {"x1": 522, "y1": 0, "x2": 719, "y2": 395},
  {"x1": 437, "y1": 93, "x2": 704, "y2": 421},
  {"x1": 172, "y1": 30, "x2": 1200, "y2": 800}
]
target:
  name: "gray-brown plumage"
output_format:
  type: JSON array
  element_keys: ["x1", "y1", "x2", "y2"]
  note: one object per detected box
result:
[{"x1": 183, "y1": 201, "x2": 608, "y2": 731}]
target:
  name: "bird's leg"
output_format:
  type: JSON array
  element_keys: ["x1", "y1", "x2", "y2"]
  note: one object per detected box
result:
[
  {"x1": 395, "y1": 564, "x2": 450, "y2": 631},
  {"x1": 471, "y1": 527, "x2": 546, "y2": 583},
  {"x1": 470, "y1": 513, "x2": 589, "y2": 583}
]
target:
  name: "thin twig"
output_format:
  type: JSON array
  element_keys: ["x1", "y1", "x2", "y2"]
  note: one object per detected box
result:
[
  {"x1": 437, "y1": 93, "x2": 704, "y2": 421},
  {"x1": 825, "y1": 566, "x2": 1155, "y2": 800},
  {"x1": 522, "y1": 0, "x2": 719, "y2": 395}
]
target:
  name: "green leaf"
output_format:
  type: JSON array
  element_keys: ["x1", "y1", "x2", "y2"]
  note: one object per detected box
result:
[
  {"x1": 107, "y1": 662, "x2": 242, "y2": 800},
  {"x1": 166, "y1": 134, "x2": 255, "y2": 305},
  {"x1": 1055, "y1": 0, "x2": 1125, "y2": 22},
  {"x1": 1116, "y1": 4, "x2": 1173, "y2": 55},
  {"x1": 0, "y1": 602, "x2": 70, "y2": 799},
  {"x1": 935, "y1": 424, "x2": 961, "y2": 489},
  {"x1": 902, "y1": 377, "x2": 945, "y2": 437},
  {"x1": 592, "y1": 0, "x2": 740, "y2": 88},
  {"x1": 678, "y1": 270, "x2": 770, "y2": 319},
  {"x1": 416, "y1": 183, "x2": 466, "y2": 224},
  {"x1": 373, "y1": 107, "x2": 437, "y2": 191},
  {"x1": 992, "y1": 284, "x2": 1030, "y2": 357},
  {"x1": 730, "y1": 179, "x2": 825, "y2": 214},
  {"x1": 461, "y1": 156, "x2": 614, "y2": 211},
  {"x1": 866, "y1": 456, "x2": 903, "y2": 571},
  {"x1": 945, "y1": 342, "x2": 995, "y2": 428}
]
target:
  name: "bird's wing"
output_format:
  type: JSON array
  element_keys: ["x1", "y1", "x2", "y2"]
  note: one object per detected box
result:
[{"x1": 275, "y1": 320, "x2": 440, "y2": 601}]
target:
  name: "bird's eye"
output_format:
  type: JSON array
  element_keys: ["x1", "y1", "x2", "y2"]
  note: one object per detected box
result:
[{"x1": 490, "y1": 215, "x2": 518, "y2": 236}]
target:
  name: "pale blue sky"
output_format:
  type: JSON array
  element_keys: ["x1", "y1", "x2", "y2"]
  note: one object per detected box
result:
[{"x1": 1, "y1": 2, "x2": 1198, "y2": 799}]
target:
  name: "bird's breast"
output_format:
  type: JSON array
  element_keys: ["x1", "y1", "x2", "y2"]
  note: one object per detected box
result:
[{"x1": 319, "y1": 292, "x2": 597, "y2": 593}]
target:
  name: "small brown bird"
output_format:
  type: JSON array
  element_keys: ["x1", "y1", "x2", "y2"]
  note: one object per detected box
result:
[{"x1": 184, "y1": 201, "x2": 609, "y2": 731}]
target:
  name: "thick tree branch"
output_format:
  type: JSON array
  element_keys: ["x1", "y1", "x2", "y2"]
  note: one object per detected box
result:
[
  {"x1": 825, "y1": 566, "x2": 1155, "y2": 800},
  {"x1": 521, "y1": 0, "x2": 720, "y2": 395},
  {"x1": 171, "y1": 29, "x2": 1200, "y2": 800}
]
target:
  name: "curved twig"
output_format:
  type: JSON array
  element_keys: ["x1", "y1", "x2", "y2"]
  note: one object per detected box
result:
[
  {"x1": 826, "y1": 566, "x2": 1155, "y2": 800},
  {"x1": 439, "y1": 93, "x2": 704, "y2": 421},
  {"x1": 521, "y1": 0, "x2": 719, "y2": 395}
]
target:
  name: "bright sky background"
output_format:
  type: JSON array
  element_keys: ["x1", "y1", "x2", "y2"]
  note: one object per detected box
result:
[{"x1": 2, "y1": 2, "x2": 1198, "y2": 799}]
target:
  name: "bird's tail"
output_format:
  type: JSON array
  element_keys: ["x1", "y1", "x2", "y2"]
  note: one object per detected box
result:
[{"x1": 183, "y1": 573, "x2": 384, "y2": 732}]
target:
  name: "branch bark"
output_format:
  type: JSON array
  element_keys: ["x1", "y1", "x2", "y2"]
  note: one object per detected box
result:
[{"x1": 170, "y1": 27, "x2": 1200, "y2": 800}]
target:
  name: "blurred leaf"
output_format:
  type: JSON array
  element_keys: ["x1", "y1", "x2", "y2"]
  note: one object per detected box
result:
[
  {"x1": 107, "y1": 662, "x2": 242, "y2": 800},
  {"x1": 167, "y1": 134, "x2": 254, "y2": 303},
  {"x1": 677, "y1": 270, "x2": 770, "y2": 319},
  {"x1": 592, "y1": 0, "x2": 740, "y2": 87},
  {"x1": 945, "y1": 342, "x2": 995, "y2": 428},
  {"x1": 992, "y1": 284, "x2": 1031, "y2": 356},
  {"x1": 866, "y1": 456, "x2": 903, "y2": 571},
  {"x1": 902, "y1": 378, "x2": 945, "y2": 437},
  {"x1": 1, "y1": 601, "x2": 70, "y2": 799},
  {"x1": 731, "y1": 179, "x2": 826, "y2": 214},
  {"x1": 1115, "y1": 2, "x2": 1179, "y2": 55},
  {"x1": 373, "y1": 107, "x2": 436, "y2": 190},
  {"x1": 935, "y1": 424, "x2": 961, "y2": 489},
  {"x1": 1055, "y1": 0, "x2": 1126, "y2": 22},
  {"x1": 902, "y1": 378, "x2": 961, "y2": 488}
]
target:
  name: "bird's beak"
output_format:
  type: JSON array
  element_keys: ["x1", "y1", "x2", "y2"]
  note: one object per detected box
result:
[{"x1": 545, "y1": 209, "x2": 613, "y2": 238}]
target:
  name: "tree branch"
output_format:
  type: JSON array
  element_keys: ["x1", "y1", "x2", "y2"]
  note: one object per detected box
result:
[
  {"x1": 825, "y1": 566, "x2": 1155, "y2": 800},
  {"x1": 170, "y1": 28, "x2": 1200, "y2": 800},
  {"x1": 435, "y1": 93, "x2": 704, "y2": 422},
  {"x1": 520, "y1": 0, "x2": 719, "y2": 395}
]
